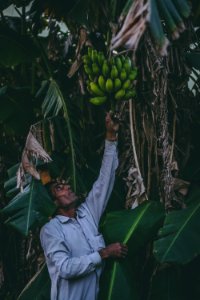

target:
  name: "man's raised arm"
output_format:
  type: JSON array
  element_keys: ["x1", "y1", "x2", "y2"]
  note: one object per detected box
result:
[{"x1": 84, "y1": 113, "x2": 119, "y2": 225}]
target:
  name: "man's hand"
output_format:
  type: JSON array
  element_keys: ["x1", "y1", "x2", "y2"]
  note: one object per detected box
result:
[
  {"x1": 105, "y1": 112, "x2": 119, "y2": 141},
  {"x1": 99, "y1": 243, "x2": 128, "y2": 259}
]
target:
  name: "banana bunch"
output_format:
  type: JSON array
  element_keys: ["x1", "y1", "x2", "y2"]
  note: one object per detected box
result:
[{"x1": 83, "y1": 48, "x2": 137, "y2": 106}]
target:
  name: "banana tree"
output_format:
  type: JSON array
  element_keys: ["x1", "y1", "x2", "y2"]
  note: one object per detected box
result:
[{"x1": 0, "y1": 0, "x2": 200, "y2": 299}]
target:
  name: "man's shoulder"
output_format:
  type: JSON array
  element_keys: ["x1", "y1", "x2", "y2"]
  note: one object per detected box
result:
[{"x1": 40, "y1": 217, "x2": 62, "y2": 235}]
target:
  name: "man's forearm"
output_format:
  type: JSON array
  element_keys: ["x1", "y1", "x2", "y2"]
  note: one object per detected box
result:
[{"x1": 105, "y1": 112, "x2": 119, "y2": 141}]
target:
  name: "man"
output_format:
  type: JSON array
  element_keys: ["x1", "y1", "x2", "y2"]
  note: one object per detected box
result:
[{"x1": 40, "y1": 112, "x2": 128, "y2": 300}]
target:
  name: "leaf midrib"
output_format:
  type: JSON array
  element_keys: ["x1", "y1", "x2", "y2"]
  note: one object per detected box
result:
[
  {"x1": 123, "y1": 202, "x2": 150, "y2": 243},
  {"x1": 25, "y1": 181, "x2": 34, "y2": 236},
  {"x1": 108, "y1": 202, "x2": 151, "y2": 300}
]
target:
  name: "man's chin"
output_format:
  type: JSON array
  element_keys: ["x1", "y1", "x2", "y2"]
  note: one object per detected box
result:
[{"x1": 58, "y1": 198, "x2": 81, "y2": 210}]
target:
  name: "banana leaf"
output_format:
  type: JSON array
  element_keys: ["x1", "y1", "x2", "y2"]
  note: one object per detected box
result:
[
  {"x1": 4, "y1": 163, "x2": 31, "y2": 198},
  {"x1": 99, "y1": 201, "x2": 165, "y2": 300},
  {"x1": 17, "y1": 263, "x2": 50, "y2": 300},
  {"x1": 0, "y1": 25, "x2": 39, "y2": 67},
  {"x1": 0, "y1": 0, "x2": 13, "y2": 10},
  {"x1": 185, "y1": 52, "x2": 200, "y2": 70},
  {"x1": 153, "y1": 199, "x2": 200, "y2": 264},
  {"x1": 0, "y1": 86, "x2": 35, "y2": 135},
  {"x1": 42, "y1": 79, "x2": 77, "y2": 191},
  {"x1": 1, "y1": 179, "x2": 55, "y2": 236}
]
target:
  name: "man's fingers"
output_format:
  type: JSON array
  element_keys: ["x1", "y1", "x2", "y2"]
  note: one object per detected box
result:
[
  {"x1": 120, "y1": 243, "x2": 128, "y2": 257},
  {"x1": 120, "y1": 243, "x2": 128, "y2": 248}
]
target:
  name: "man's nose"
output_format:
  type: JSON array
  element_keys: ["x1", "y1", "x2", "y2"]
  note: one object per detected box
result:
[{"x1": 63, "y1": 185, "x2": 70, "y2": 191}]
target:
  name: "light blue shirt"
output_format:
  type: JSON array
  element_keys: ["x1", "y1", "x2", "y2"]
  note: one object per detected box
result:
[{"x1": 40, "y1": 140, "x2": 118, "y2": 300}]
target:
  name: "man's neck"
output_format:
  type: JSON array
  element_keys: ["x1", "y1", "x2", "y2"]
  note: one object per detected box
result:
[{"x1": 57, "y1": 207, "x2": 76, "y2": 218}]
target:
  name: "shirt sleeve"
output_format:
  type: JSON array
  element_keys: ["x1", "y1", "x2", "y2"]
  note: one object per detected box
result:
[
  {"x1": 84, "y1": 140, "x2": 118, "y2": 225},
  {"x1": 40, "y1": 226, "x2": 102, "y2": 280}
]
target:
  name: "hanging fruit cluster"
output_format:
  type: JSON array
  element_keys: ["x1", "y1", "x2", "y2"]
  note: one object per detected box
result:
[{"x1": 83, "y1": 48, "x2": 137, "y2": 107}]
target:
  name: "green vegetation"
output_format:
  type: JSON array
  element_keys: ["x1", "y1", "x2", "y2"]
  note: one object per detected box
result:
[{"x1": 0, "y1": 0, "x2": 200, "y2": 299}]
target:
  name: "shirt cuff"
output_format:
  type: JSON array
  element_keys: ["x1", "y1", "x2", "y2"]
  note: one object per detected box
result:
[{"x1": 89, "y1": 251, "x2": 102, "y2": 266}]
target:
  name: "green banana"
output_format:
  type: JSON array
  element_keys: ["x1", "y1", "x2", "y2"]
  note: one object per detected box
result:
[
  {"x1": 111, "y1": 66, "x2": 118, "y2": 79},
  {"x1": 123, "y1": 79, "x2": 131, "y2": 90},
  {"x1": 91, "y1": 50, "x2": 98, "y2": 62},
  {"x1": 89, "y1": 75, "x2": 94, "y2": 81},
  {"x1": 97, "y1": 52, "x2": 105, "y2": 65},
  {"x1": 84, "y1": 65, "x2": 92, "y2": 76},
  {"x1": 90, "y1": 82, "x2": 105, "y2": 96},
  {"x1": 115, "y1": 57, "x2": 122, "y2": 72},
  {"x1": 129, "y1": 69, "x2": 137, "y2": 80},
  {"x1": 123, "y1": 57, "x2": 132, "y2": 73},
  {"x1": 83, "y1": 55, "x2": 90, "y2": 65},
  {"x1": 98, "y1": 75, "x2": 106, "y2": 91},
  {"x1": 102, "y1": 62, "x2": 109, "y2": 77},
  {"x1": 106, "y1": 78, "x2": 114, "y2": 93},
  {"x1": 89, "y1": 96, "x2": 107, "y2": 105},
  {"x1": 115, "y1": 89, "x2": 125, "y2": 100},
  {"x1": 87, "y1": 84, "x2": 94, "y2": 95},
  {"x1": 121, "y1": 56, "x2": 126, "y2": 63},
  {"x1": 84, "y1": 50, "x2": 137, "y2": 104},
  {"x1": 120, "y1": 68, "x2": 127, "y2": 81},
  {"x1": 114, "y1": 78, "x2": 122, "y2": 91},
  {"x1": 92, "y1": 63, "x2": 100, "y2": 75}
]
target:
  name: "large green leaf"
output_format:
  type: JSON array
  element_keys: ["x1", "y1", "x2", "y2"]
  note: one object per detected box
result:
[
  {"x1": 0, "y1": 25, "x2": 39, "y2": 67},
  {"x1": 99, "y1": 202, "x2": 165, "y2": 300},
  {"x1": 0, "y1": 0, "x2": 12, "y2": 10},
  {"x1": 153, "y1": 199, "x2": 200, "y2": 264},
  {"x1": 1, "y1": 179, "x2": 55, "y2": 236},
  {"x1": 0, "y1": 86, "x2": 35, "y2": 135},
  {"x1": 99, "y1": 259, "x2": 140, "y2": 300},
  {"x1": 4, "y1": 163, "x2": 31, "y2": 198},
  {"x1": 17, "y1": 263, "x2": 50, "y2": 300}
]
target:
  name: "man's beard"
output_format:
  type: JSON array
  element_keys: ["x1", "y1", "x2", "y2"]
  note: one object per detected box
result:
[{"x1": 57, "y1": 198, "x2": 82, "y2": 211}]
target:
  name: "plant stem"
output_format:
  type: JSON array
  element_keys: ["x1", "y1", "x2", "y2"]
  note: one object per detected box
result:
[{"x1": 129, "y1": 99, "x2": 148, "y2": 200}]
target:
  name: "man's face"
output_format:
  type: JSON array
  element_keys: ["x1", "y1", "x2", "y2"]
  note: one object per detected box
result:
[{"x1": 50, "y1": 182, "x2": 78, "y2": 208}]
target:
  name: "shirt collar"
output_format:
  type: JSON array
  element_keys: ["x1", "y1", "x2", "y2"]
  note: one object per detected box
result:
[
  {"x1": 55, "y1": 209, "x2": 86, "y2": 223},
  {"x1": 55, "y1": 215, "x2": 70, "y2": 223},
  {"x1": 77, "y1": 208, "x2": 86, "y2": 218}
]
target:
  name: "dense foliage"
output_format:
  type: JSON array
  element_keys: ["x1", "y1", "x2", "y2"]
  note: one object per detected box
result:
[{"x1": 0, "y1": 0, "x2": 200, "y2": 299}]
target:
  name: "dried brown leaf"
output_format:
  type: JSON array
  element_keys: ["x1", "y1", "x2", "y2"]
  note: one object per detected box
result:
[
  {"x1": 25, "y1": 132, "x2": 52, "y2": 162},
  {"x1": 111, "y1": 0, "x2": 149, "y2": 51},
  {"x1": 67, "y1": 28, "x2": 88, "y2": 78}
]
